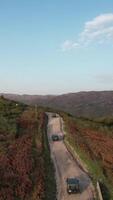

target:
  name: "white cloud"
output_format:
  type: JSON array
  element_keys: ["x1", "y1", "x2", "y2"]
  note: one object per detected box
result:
[
  {"x1": 61, "y1": 40, "x2": 79, "y2": 51},
  {"x1": 85, "y1": 13, "x2": 113, "y2": 30},
  {"x1": 61, "y1": 13, "x2": 113, "y2": 51},
  {"x1": 80, "y1": 13, "x2": 113, "y2": 43}
]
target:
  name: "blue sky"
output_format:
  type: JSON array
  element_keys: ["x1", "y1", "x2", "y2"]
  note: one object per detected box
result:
[{"x1": 0, "y1": 0, "x2": 113, "y2": 94}]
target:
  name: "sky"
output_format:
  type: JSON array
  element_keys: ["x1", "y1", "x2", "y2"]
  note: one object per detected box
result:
[{"x1": 0, "y1": 0, "x2": 113, "y2": 94}]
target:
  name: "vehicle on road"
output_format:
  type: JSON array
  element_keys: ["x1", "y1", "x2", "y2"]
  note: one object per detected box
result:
[
  {"x1": 66, "y1": 178, "x2": 80, "y2": 194},
  {"x1": 51, "y1": 134, "x2": 64, "y2": 141},
  {"x1": 51, "y1": 134, "x2": 60, "y2": 141}
]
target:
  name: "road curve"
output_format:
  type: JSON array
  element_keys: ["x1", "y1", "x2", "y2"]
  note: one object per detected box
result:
[{"x1": 47, "y1": 113, "x2": 95, "y2": 200}]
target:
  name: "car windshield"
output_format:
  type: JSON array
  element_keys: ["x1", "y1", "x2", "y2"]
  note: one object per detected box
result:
[{"x1": 67, "y1": 178, "x2": 79, "y2": 184}]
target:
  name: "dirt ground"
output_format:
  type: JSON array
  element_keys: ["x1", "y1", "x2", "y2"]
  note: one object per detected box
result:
[{"x1": 47, "y1": 113, "x2": 95, "y2": 200}]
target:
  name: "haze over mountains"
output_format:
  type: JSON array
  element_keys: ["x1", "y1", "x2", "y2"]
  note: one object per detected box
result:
[{"x1": 1, "y1": 91, "x2": 113, "y2": 118}]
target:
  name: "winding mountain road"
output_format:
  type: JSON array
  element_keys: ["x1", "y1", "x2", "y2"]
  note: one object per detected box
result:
[{"x1": 47, "y1": 113, "x2": 95, "y2": 200}]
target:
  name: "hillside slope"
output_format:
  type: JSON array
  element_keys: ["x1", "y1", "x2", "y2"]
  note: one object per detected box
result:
[
  {"x1": 0, "y1": 97, "x2": 56, "y2": 200},
  {"x1": 61, "y1": 113, "x2": 113, "y2": 199},
  {"x1": 1, "y1": 91, "x2": 113, "y2": 118}
]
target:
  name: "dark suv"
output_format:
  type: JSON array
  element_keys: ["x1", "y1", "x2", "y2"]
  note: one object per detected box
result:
[
  {"x1": 66, "y1": 178, "x2": 80, "y2": 194},
  {"x1": 51, "y1": 134, "x2": 60, "y2": 141}
]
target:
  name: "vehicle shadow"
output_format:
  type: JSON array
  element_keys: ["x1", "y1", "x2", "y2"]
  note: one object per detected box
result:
[{"x1": 77, "y1": 173, "x2": 91, "y2": 193}]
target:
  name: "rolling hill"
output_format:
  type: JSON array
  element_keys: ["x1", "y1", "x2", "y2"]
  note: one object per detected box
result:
[{"x1": 1, "y1": 91, "x2": 113, "y2": 118}]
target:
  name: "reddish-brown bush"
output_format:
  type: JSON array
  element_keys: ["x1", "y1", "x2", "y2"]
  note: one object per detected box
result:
[
  {"x1": 65, "y1": 116, "x2": 113, "y2": 184},
  {"x1": 0, "y1": 109, "x2": 45, "y2": 200}
]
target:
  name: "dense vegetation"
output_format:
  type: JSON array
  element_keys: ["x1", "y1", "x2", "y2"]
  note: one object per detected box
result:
[
  {"x1": 60, "y1": 112, "x2": 113, "y2": 199},
  {"x1": 1, "y1": 94, "x2": 113, "y2": 199},
  {"x1": 0, "y1": 96, "x2": 56, "y2": 200}
]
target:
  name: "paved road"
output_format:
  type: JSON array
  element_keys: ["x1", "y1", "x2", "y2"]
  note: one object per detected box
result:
[{"x1": 47, "y1": 113, "x2": 95, "y2": 200}]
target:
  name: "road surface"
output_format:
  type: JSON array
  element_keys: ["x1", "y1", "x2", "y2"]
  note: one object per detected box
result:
[{"x1": 47, "y1": 113, "x2": 95, "y2": 200}]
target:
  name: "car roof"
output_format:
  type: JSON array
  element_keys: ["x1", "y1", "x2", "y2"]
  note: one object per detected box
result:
[
  {"x1": 67, "y1": 178, "x2": 79, "y2": 184},
  {"x1": 52, "y1": 134, "x2": 59, "y2": 137}
]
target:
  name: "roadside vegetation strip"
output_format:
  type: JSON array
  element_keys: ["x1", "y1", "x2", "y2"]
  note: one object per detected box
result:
[
  {"x1": 0, "y1": 99, "x2": 55, "y2": 200},
  {"x1": 66, "y1": 135, "x2": 111, "y2": 200},
  {"x1": 0, "y1": 100, "x2": 45, "y2": 200},
  {"x1": 62, "y1": 113, "x2": 113, "y2": 200},
  {"x1": 42, "y1": 113, "x2": 57, "y2": 200}
]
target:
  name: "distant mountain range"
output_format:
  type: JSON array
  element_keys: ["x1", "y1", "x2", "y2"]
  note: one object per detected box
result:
[{"x1": 1, "y1": 91, "x2": 113, "y2": 118}]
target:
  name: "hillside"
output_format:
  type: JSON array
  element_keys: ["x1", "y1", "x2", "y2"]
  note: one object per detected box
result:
[
  {"x1": 61, "y1": 112, "x2": 113, "y2": 199},
  {"x1": 0, "y1": 96, "x2": 113, "y2": 199},
  {"x1": 1, "y1": 91, "x2": 113, "y2": 118},
  {"x1": 0, "y1": 96, "x2": 56, "y2": 200}
]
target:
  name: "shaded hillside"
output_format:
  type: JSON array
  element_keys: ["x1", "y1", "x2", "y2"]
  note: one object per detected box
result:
[{"x1": 1, "y1": 91, "x2": 113, "y2": 118}]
